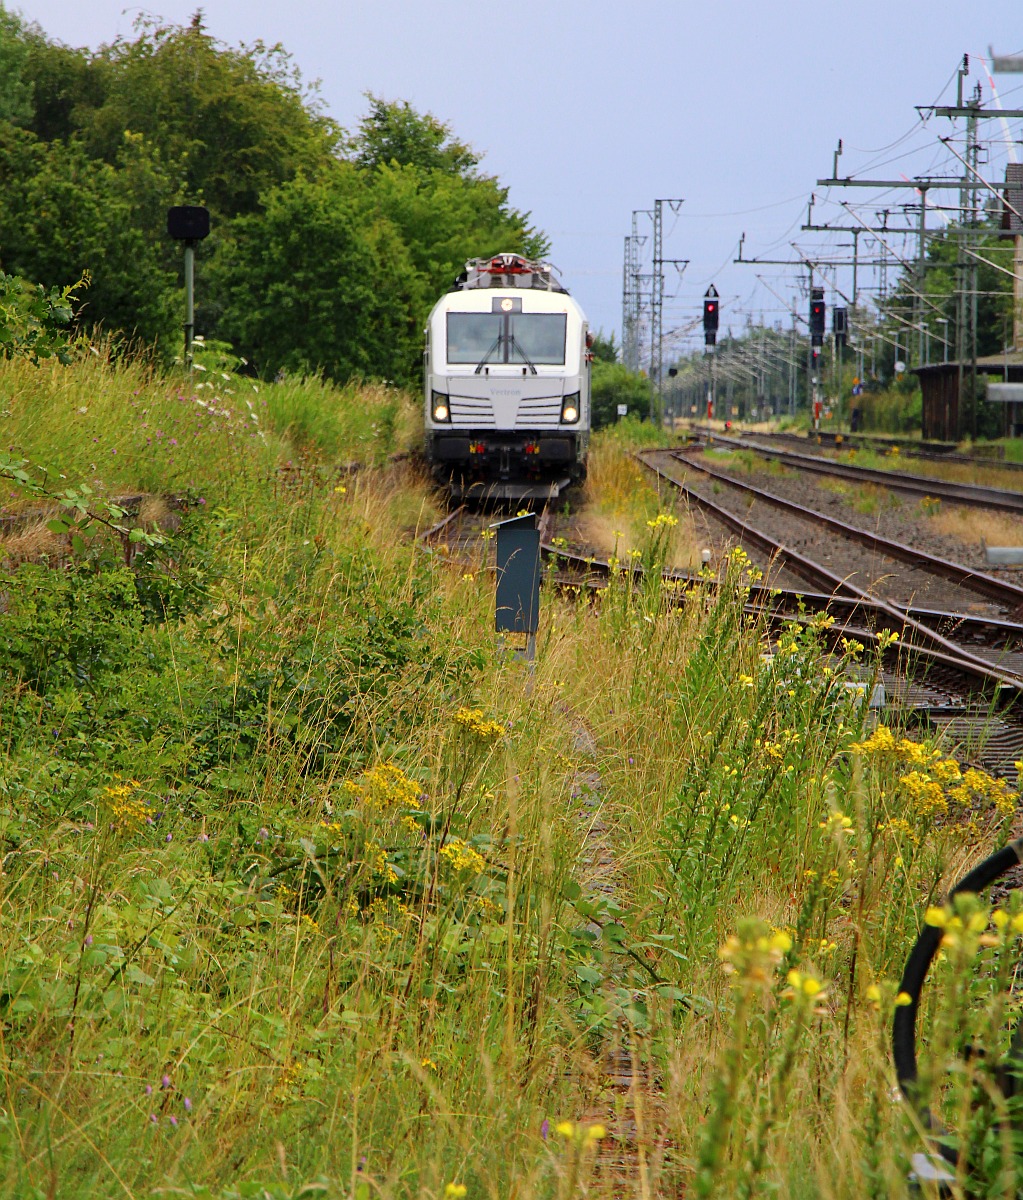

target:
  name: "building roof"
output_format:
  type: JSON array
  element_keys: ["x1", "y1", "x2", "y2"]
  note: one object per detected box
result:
[{"x1": 914, "y1": 348, "x2": 1023, "y2": 377}]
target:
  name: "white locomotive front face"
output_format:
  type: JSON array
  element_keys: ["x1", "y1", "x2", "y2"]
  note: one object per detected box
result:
[{"x1": 424, "y1": 257, "x2": 590, "y2": 499}]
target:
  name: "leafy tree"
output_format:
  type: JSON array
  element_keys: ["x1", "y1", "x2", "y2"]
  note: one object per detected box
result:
[
  {"x1": 75, "y1": 14, "x2": 341, "y2": 216},
  {"x1": 19, "y1": 28, "x2": 107, "y2": 143},
  {"x1": 0, "y1": 126, "x2": 179, "y2": 344},
  {"x1": 885, "y1": 221, "x2": 1013, "y2": 362},
  {"x1": 589, "y1": 329, "x2": 619, "y2": 364},
  {"x1": 0, "y1": 268, "x2": 82, "y2": 361},
  {"x1": 591, "y1": 361, "x2": 652, "y2": 429},
  {"x1": 212, "y1": 167, "x2": 423, "y2": 382},
  {"x1": 0, "y1": 15, "x2": 550, "y2": 376},
  {"x1": 365, "y1": 161, "x2": 547, "y2": 294},
  {"x1": 351, "y1": 95, "x2": 478, "y2": 176},
  {"x1": 0, "y1": 5, "x2": 32, "y2": 126}
]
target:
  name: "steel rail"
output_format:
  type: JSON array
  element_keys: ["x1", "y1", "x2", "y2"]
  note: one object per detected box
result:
[
  {"x1": 670, "y1": 448, "x2": 1023, "y2": 611},
  {"x1": 417, "y1": 505, "x2": 466, "y2": 544},
  {"x1": 637, "y1": 449, "x2": 1023, "y2": 694},
  {"x1": 542, "y1": 544, "x2": 1023, "y2": 648},
  {"x1": 705, "y1": 433, "x2": 1023, "y2": 513},
  {"x1": 723, "y1": 427, "x2": 1023, "y2": 474}
]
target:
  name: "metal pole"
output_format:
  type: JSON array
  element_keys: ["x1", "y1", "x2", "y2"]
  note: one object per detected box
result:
[
  {"x1": 851, "y1": 228, "x2": 860, "y2": 308},
  {"x1": 184, "y1": 241, "x2": 195, "y2": 370},
  {"x1": 1015, "y1": 233, "x2": 1023, "y2": 350},
  {"x1": 807, "y1": 267, "x2": 816, "y2": 428},
  {"x1": 621, "y1": 235, "x2": 630, "y2": 368},
  {"x1": 968, "y1": 88, "x2": 980, "y2": 438},
  {"x1": 835, "y1": 330, "x2": 842, "y2": 429},
  {"x1": 651, "y1": 199, "x2": 663, "y2": 417},
  {"x1": 917, "y1": 187, "x2": 928, "y2": 367}
]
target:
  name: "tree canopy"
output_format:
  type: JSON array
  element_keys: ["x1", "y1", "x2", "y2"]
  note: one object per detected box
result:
[{"x1": 0, "y1": 9, "x2": 547, "y2": 381}]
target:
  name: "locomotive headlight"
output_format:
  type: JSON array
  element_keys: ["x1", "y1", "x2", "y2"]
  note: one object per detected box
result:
[
  {"x1": 560, "y1": 392, "x2": 580, "y2": 424},
  {"x1": 431, "y1": 391, "x2": 451, "y2": 422}
]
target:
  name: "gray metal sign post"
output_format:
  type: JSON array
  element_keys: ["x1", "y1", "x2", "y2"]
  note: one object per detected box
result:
[
  {"x1": 166, "y1": 205, "x2": 210, "y2": 370},
  {"x1": 492, "y1": 512, "x2": 541, "y2": 664}
]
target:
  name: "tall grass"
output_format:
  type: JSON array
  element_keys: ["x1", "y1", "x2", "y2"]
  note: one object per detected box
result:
[
  {"x1": 0, "y1": 341, "x2": 420, "y2": 504},
  {"x1": 582, "y1": 428, "x2": 702, "y2": 568},
  {"x1": 1, "y1": 356, "x2": 1020, "y2": 1197}
]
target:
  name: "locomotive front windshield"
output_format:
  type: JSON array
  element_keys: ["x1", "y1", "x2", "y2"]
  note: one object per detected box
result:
[{"x1": 446, "y1": 312, "x2": 567, "y2": 366}]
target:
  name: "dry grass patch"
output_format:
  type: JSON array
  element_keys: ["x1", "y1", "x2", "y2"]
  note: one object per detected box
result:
[
  {"x1": 926, "y1": 503, "x2": 1023, "y2": 549},
  {"x1": 0, "y1": 516, "x2": 61, "y2": 565},
  {"x1": 583, "y1": 435, "x2": 702, "y2": 568}
]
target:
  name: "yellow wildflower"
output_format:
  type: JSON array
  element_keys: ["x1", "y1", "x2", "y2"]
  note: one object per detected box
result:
[
  {"x1": 342, "y1": 763, "x2": 421, "y2": 812},
  {"x1": 453, "y1": 707, "x2": 506, "y2": 741},
  {"x1": 104, "y1": 781, "x2": 149, "y2": 832},
  {"x1": 438, "y1": 838, "x2": 485, "y2": 875}
]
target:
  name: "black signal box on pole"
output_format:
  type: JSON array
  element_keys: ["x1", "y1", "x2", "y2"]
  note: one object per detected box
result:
[
  {"x1": 809, "y1": 288, "x2": 825, "y2": 347},
  {"x1": 833, "y1": 306, "x2": 848, "y2": 349},
  {"x1": 167, "y1": 205, "x2": 210, "y2": 242},
  {"x1": 703, "y1": 284, "x2": 719, "y2": 347}
]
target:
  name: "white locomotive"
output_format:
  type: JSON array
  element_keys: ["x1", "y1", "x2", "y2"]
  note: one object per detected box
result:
[{"x1": 423, "y1": 253, "x2": 591, "y2": 501}]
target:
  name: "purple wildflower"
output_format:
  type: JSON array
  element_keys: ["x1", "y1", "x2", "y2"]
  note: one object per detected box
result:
[
  {"x1": 183, "y1": 1097, "x2": 192, "y2": 1111},
  {"x1": 541, "y1": 1118, "x2": 550, "y2": 1140},
  {"x1": 161, "y1": 1074, "x2": 171, "y2": 1089},
  {"x1": 145, "y1": 1084, "x2": 153, "y2": 1096}
]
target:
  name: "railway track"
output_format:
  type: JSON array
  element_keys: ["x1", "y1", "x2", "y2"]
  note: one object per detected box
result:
[
  {"x1": 702, "y1": 432, "x2": 1023, "y2": 512},
  {"x1": 720, "y1": 425, "x2": 1023, "y2": 474},
  {"x1": 666, "y1": 447, "x2": 1023, "y2": 614},
  {"x1": 638, "y1": 447, "x2": 1023, "y2": 779},
  {"x1": 417, "y1": 480, "x2": 1023, "y2": 779}
]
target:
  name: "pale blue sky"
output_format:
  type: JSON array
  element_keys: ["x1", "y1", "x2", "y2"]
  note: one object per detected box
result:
[{"x1": 10, "y1": 0, "x2": 1023, "y2": 359}]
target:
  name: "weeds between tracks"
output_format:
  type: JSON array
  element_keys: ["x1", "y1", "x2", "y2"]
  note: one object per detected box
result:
[{"x1": 2, "y1": 351, "x2": 1023, "y2": 1197}]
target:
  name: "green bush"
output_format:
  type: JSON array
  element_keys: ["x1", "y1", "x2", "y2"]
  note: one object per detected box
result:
[{"x1": 590, "y1": 360, "x2": 652, "y2": 429}]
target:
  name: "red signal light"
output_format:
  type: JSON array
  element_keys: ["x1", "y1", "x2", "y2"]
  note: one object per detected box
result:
[{"x1": 703, "y1": 286, "x2": 720, "y2": 347}]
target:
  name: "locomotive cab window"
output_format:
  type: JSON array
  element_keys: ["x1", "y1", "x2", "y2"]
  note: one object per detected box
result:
[
  {"x1": 511, "y1": 313, "x2": 566, "y2": 364},
  {"x1": 445, "y1": 314, "x2": 502, "y2": 364},
  {"x1": 446, "y1": 312, "x2": 566, "y2": 366}
]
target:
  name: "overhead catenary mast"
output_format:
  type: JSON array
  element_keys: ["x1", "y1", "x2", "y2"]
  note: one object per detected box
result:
[{"x1": 650, "y1": 198, "x2": 686, "y2": 421}]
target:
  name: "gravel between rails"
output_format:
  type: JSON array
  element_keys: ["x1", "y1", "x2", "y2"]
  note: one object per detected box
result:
[
  {"x1": 661, "y1": 453, "x2": 1009, "y2": 617},
  {"x1": 703, "y1": 452, "x2": 1021, "y2": 575}
]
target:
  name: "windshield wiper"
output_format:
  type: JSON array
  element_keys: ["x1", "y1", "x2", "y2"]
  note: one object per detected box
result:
[
  {"x1": 474, "y1": 333, "x2": 504, "y2": 374},
  {"x1": 507, "y1": 335, "x2": 538, "y2": 374}
]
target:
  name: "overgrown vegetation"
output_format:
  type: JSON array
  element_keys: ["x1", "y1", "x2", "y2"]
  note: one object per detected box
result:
[
  {"x1": 2, "y1": 351, "x2": 1022, "y2": 1198},
  {"x1": 2, "y1": 12, "x2": 1022, "y2": 1194}
]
